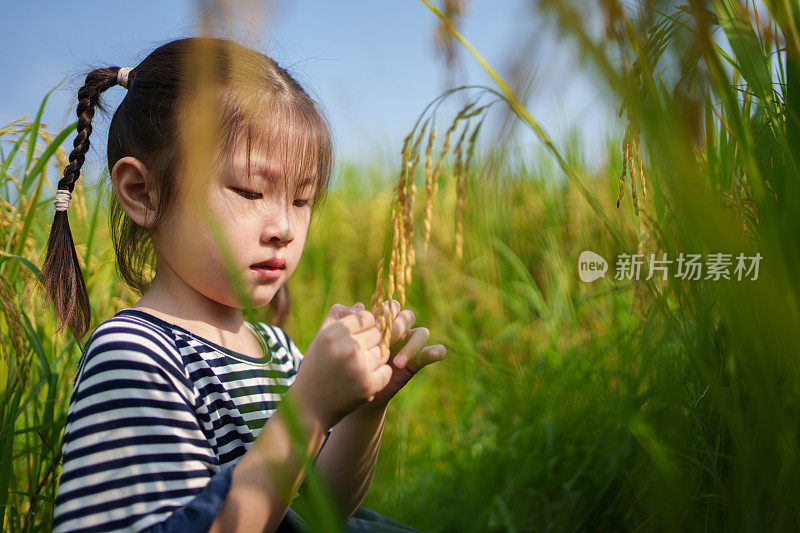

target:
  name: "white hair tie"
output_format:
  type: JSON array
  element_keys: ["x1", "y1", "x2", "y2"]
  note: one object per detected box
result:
[
  {"x1": 117, "y1": 67, "x2": 133, "y2": 89},
  {"x1": 54, "y1": 190, "x2": 72, "y2": 212}
]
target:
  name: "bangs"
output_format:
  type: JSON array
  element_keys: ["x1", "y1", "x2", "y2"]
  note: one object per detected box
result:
[{"x1": 218, "y1": 89, "x2": 333, "y2": 210}]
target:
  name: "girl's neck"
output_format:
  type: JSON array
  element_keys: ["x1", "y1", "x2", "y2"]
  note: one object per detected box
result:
[{"x1": 133, "y1": 263, "x2": 244, "y2": 336}]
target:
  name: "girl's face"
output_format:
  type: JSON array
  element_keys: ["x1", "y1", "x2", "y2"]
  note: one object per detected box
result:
[{"x1": 152, "y1": 137, "x2": 315, "y2": 311}]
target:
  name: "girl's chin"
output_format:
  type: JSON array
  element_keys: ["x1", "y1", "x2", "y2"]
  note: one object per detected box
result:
[
  {"x1": 246, "y1": 286, "x2": 281, "y2": 307},
  {"x1": 210, "y1": 287, "x2": 277, "y2": 310}
]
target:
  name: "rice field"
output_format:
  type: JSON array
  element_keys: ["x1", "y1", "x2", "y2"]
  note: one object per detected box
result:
[{"x1": 3, "y1": 0, "x2": 800, "y2": 531}]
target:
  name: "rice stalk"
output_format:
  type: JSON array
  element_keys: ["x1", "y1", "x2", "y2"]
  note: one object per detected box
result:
[
  {"x1": 0, "y1": 117, "x2": 30, "y2": 137},
  {"x1": 396, "y1": 134, "x2": 411, "y2": 307},
  {"x1": 404, "y1": 119, "x2": 429, "y2": 287},
  {"x1": 422, "y1": 125, "x2": 437, "y2": 252},
  {"x1": 456, "y1": 120, "x2": 482, "y2": 261},
  {"x1": 371, "y1": 93, "x2": 490, "y2": 361},
  {"x1": 635, "y1": 135, "x2": 646, "y2": 198},
  {"x1": 616, "y1": 137, "x2": 628, "y2": 210},
  {"x1": 452, "y1": 122, "x2": 468, "y2": 260},
  {"x1": 0, "y1": 273, "x2": 30, "y2": 386},
  {"x1": 630, "y1": 149, "x2": 639, "y2": 217},
  {"x1": 370, "y1": 258, "x2": 395, "y2": 360},
  {"x1": 617, "y1": 116, "x2": 646, "y2": 217},
  {"x1": 370, "y1": 257, "x2": 386, "y2": 312},
  {"x1": 388, "y1": 203, "x2": 399, "y2": 303},
  {"x1": 421, "y1": 115, "x2": 458, "y2": 250}
]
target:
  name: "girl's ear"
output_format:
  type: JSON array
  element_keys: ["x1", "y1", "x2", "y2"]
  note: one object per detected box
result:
[{"x1": 112, "y1": 156, "x2": 158, "y2": 228}]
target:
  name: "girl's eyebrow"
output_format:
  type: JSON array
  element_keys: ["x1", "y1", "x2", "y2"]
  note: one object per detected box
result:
[
  {"x1": 295, "y1": 177, "x2": 316, "y2": 189},
  {"x1": 233, "y1": 152, "x2": 317, "y2": 189},
  {"x1": 234, "y1": 164, "x2": 316, "y2": 191}
]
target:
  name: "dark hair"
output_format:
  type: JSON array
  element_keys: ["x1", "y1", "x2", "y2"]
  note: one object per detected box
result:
[{"x1": 40, "y1": 37, "x2": 334, "y2": 340}]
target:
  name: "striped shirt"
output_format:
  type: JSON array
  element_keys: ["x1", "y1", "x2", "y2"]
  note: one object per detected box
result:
[{"x1": 52, "y1": 308, "x2": 329, "y2": 532}]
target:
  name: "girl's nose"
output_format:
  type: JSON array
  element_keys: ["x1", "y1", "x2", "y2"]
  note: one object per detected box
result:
[{"x1": 261, "y1": 206, "x2": 294, "y2": 245}]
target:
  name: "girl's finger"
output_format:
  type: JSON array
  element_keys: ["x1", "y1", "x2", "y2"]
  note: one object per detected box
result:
[
  {"x1": 338, "y1": 303, "x2": 365, "y2": 320},
  {"x1": 392, "y1": 327, "x2": 430, "y2": 369},
  {"x1": 366, "y1": 345, "x2": 389, "y2": 369},
  {"x1": 387, "y1": 309, "x2": 415, "y2": 346},
  {"x1": 406, "y1": 344, "x2": 447, "y2": 373},
  {"x1": 337, "y1": 310, "x2": 377, "y2": 335},
  {"x1": 373, "y1": 299, "x2": 401, "y2": 325},
  {"x1": 373, "y1": 300, "x2": 417, "y2": 348},
  {"x1": 356, "y1": 325, "x2": 383, "y2": 350},
  {"x1": 321, "y1": 303, "x2": 357, "y2": 330}
]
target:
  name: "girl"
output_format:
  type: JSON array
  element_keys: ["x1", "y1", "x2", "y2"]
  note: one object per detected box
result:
[{"x1": 43, "y1": 37, "x2": 446, "y2": 532}]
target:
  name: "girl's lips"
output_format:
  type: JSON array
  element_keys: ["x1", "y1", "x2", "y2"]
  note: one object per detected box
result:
[
  {"x1": 251, "y1": 258, "x2": 286, "y2": 269},
  {"x1": 251, "y1": 265, "x2": 284, "y2": 282}
]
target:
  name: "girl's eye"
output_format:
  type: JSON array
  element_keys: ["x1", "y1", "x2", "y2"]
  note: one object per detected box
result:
[
  {"x1": 232, "y1": 187, "x2": 262, "y2": 200},
  {"x1": 231, "y1": 186, "x2": 309, "y2": 207}
]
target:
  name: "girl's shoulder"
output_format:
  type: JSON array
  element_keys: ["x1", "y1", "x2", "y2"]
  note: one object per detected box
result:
[
  {"x1": 82, "y1": 308, "x2": 185, "y2": 361},
  {"x1": 75, "y1": 308, "x2": 194, "y2": 392},
  {"x1": 76, "y1": 310, "x2": 305, "y2": 387}
]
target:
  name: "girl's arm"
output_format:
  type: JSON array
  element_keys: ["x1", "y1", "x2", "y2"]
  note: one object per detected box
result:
[
  {"x1": 309, "y1": 300, "x2": 447, "y2": 523},
  {"x1": 313, "y1": 401, "x2": 389, "y2": 522},
  {"x1": 209, "y1": 384, "x2": 329, "y2": 533}
]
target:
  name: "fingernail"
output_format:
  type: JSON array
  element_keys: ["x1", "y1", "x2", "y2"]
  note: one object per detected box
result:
[
  {"x1": 354, "y1": 302, "x2": 365, "y2": 310},
  {"x1": 395, "y1": 355, "x2": 407, "y2": 368}
]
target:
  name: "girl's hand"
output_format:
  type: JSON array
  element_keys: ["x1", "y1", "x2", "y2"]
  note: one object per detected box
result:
[
  {"x1": 363, "y1": 299, "x2": 447, "y2": 408},
  {"x1": 291, "y1": 303, "x2": 393, "y2": 430}
]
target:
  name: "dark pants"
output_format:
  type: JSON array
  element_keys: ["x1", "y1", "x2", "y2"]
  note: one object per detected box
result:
[{"x1": 277, "y1": 506, "x2": 423, "y2": 532}]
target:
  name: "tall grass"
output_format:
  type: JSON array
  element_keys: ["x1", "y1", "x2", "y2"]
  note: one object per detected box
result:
[
  {"x1": 0, "y1": 94, "x2": 134, "y2": 531},
  {"x1": 362, "y1": 0, "x2": 799, "y2": 529}
]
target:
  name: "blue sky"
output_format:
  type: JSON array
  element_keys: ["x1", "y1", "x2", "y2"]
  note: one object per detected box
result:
[{"x1": 1, "y1": 1, "x2": 617, "y2": 179}]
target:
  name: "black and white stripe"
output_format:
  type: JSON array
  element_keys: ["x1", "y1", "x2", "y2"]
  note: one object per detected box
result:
[{"x1": 52, "y1": 308, "x2": 320, "y2": 532}]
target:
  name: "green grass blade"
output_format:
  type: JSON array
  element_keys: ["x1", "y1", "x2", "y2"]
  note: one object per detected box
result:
[
  {"x1": 0, "y1": 129, "x2": 30, "y2": 182},
  {"x1": 0, "y1": 252, "x2": 42, "y2": 277},
  {"x1": 20, "y1": 121, "x2": 76, "y2": 194}
]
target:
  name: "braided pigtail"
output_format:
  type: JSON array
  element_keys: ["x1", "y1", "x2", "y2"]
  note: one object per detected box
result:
[{"x1": 40, "y1": 67, "x2": 124, "y2": 340}]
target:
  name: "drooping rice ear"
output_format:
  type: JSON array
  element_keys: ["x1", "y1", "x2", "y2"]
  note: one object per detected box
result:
[
  {"x1": 456, "y1": 120, "x2": 483, "y2": 262},
  {"x1": 371, "y1": 237, "x2": 395, "y2": 360},
  {"x1": 453, "y1": 122, "x2": 469, "y2": 261},
  {"x1": 388, "y1": 203, "x2": 399, "y2": 303},
  {"x1": 617, "y1": 119, "x2": 646, "y2": 217},
  {"x1": 631, "y1": 144, "x2": 639, "y2": 217},
  {"x1": 635, "y1": 136, "x2": 647, "y2": 199},
  {"x1": 617, "y1": 131, "x2": 629, "y2": 210},
  {"x1": 395, "y1": 133, "x2": 412, "y2": 307},
  {"x1": 370, "y1": 257, "x2": 386, "y2": 315},
  {"x1": 404, "y1": 119, "x2": 428, "y2": 286},
  {"x1": 370, "y1": 258, "x2": 395, "y2": 360},
  {"x1": 0, "y1": 273, "x2": 30, "y2": 384},
  {"x1": 422, "y1": 125, "x2": 437, "y2": 252},
  {"x1": 432, "y1": 119, "x2": 456, "y2": 202},
  {"x1": 424, "y1": 101, "x2": 481, "y2": 254},
  {"x1": 375, "y1": 92, "x2": 491, "y2": 341}
]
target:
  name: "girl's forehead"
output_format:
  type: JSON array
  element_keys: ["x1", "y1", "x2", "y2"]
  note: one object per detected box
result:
[
  {"x1": 227, "y1": 142, "x2": 317, "y2": 189},
  {"x1": 229, "y1": 144, "x2": 275, "y2": 173},
  {"x1": 221, "y1": 105, "x2": 328, "y2": 191}
]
